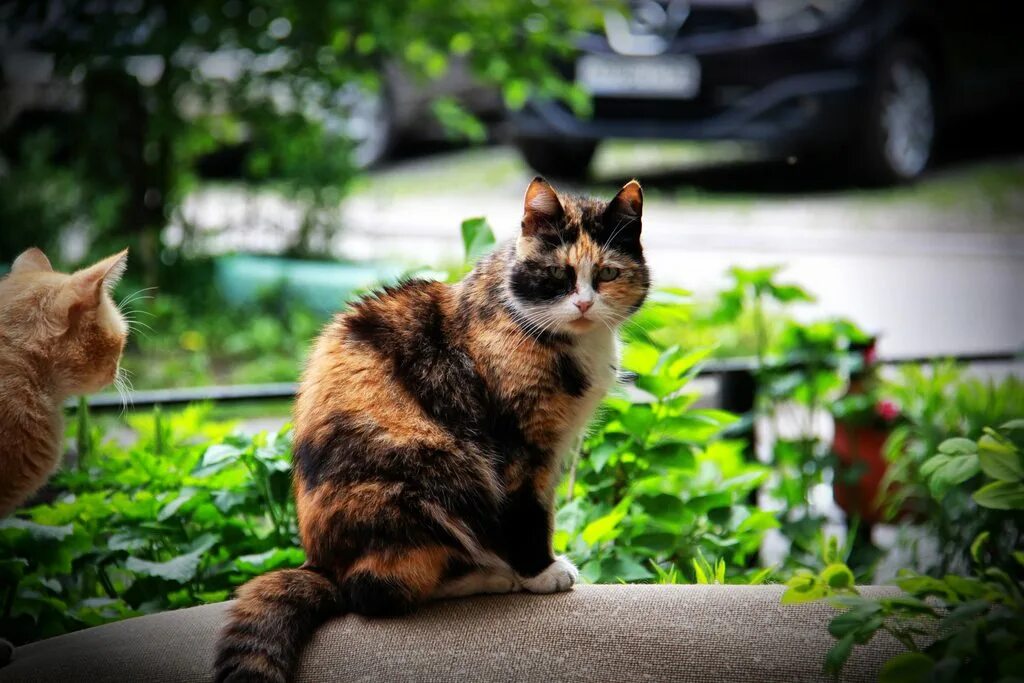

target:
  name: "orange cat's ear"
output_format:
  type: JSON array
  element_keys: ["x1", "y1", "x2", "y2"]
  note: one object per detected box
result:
[
  {"x1": 522, "y1": 177, "x2": 564, "y2": 236},
  {"x1": 70, "y1": 249, "x2": 129, "y2": 307},
  {"x1": 11, "y1": 247, "x2": 53, "y2": 274}
]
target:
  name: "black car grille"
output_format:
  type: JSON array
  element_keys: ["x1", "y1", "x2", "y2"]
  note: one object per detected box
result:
[
  {"x1": 592, "y1": 95, "x2": 723, "y2": 123},
  {"x1": 678, "y1": 6, "x2": 757, "y2": 37}
]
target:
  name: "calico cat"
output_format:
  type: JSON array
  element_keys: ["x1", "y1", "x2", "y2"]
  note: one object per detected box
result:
[
  {"x1": 215, "y1": 178, "x2": 649, "y2": 683},
  {"x1": 0, "y1": 248, "x2": 129, "y2": 518}
]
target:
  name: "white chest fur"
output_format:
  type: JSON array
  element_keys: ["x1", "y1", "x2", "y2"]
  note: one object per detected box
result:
[{"x1": 556, "y1": 329, "x2": 619, "y2": 458}]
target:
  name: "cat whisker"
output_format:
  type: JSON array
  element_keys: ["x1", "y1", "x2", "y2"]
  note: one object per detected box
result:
[
  {"x1": 601, "y1": 215, "x2": 637, "y2": 255},
  {"x1": 118, "y1": 287, "x2": 158, "y2": 309}
]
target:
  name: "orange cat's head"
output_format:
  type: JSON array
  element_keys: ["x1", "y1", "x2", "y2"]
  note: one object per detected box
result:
[{"x1": 0, "y1": 248, "x2": 129, "y2": 396}]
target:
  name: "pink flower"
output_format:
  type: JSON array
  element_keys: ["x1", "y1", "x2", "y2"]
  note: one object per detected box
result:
[{"x1": 875, "y1": 399, "x2": 900, "y2": 421}]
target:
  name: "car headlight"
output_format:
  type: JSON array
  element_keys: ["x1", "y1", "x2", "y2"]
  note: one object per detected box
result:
[{"x1": 754, "y1": 0, "x2": 861, "y2": 35}]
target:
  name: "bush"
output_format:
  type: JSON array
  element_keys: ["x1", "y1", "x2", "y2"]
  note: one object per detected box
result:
[
  {"x1": 791, "y1": 421, "x2": 1024, "y2": 681},
  {"x1": 0, "y1": 407, "x2": 297, "y2": 642}
]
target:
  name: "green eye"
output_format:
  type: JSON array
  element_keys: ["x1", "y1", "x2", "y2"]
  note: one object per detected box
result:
[
  {"x1": 548, "y1": 265, "x2": 569, "y2": 280},
  {"x1": 597, "y1": 266, "x2": 620, "y2": 282}
]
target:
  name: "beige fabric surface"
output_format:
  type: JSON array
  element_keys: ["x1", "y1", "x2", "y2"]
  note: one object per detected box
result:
[{"x1": 1, "y1": 584, "x2": 902, "y2": 682}]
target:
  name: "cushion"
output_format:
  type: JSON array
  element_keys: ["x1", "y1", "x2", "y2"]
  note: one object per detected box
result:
[{"x1": 0, "y1": 584, "x2": 903, "y2": 682}]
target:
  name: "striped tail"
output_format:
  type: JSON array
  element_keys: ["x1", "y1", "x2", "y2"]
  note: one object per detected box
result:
[{"x1": 215, "y1": 567, "x2": 341, "y2": 683}]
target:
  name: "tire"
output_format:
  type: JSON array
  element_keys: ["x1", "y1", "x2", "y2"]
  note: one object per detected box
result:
[
  {"x1": 515, "y1": 138, "x2": 598, "y2": 181},
  {"x1": 854, "y1": 41, "x2": 937, "y2": 185},
  {"x1": 325, "y1": 84, "x2": 396, "y2": 170}
]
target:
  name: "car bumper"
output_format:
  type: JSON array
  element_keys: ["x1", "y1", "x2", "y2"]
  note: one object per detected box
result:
[
  {"x1": 514, "y1": 69, "x2": 865, "y2": 145},
  {"x1": 512, "y1": 13, "x2": 880, "y2": 147}
]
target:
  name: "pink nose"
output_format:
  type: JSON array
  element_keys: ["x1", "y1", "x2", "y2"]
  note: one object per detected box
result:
[{"x1": 575, "y1": 300, "x2": 593, "y2": 314}]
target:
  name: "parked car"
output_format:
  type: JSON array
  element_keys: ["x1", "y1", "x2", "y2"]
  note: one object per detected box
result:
[
  {"x1": 511, "y1": 0, "x2": 1024, "y2": 183},
  {"x1": 1, "y1": 50, "x2": 501, "y2": 172}
]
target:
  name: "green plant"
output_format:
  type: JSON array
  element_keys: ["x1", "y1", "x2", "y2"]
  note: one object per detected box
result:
[
  {"x1": 0, "y1": 406, "x2": 301, "y2": 643},
  {"x1": 794, "y1": 421, "x2": 1024, "y2": 681},
  {"x1": 554, "y1": 337, "x2": 776, "y2": 584},
  {"x1": 881, "y1": 364, "x2": 1024, "y2": 573}
]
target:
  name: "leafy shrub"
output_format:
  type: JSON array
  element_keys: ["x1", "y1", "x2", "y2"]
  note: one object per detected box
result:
[
  {"x1": 0, "y1": 407, "x2": 298, "y2": 642},
  {"x1": 880, "y1": 364, "x2": 1024, "y2": 572},
  {"x1": 557, "y1": 342, "x2": 775, "y2": 584},
  {"x1": 792, "y1": 421, "x2": 1024, "y2": 681}
]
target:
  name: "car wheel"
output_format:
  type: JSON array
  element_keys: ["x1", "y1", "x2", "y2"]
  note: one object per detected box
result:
[
  {"x1": 325, "y1": 84, "x2": 396, "y2": 170},
  {"x1": 856, "y1": 41, "x2": 936, "y2": 184},
  {"x1": 515, "y1": 138, "x2": 598, "y2": 181}
]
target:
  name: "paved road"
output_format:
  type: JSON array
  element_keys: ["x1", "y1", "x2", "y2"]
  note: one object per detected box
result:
[{"x1": 180, "y1": 147, "x2": 1024, "y2": 359}]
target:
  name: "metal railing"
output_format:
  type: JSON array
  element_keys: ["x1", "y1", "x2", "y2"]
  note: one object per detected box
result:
[{"x1": 71, "y1": 350, "x2": 1021, "y2": 412}]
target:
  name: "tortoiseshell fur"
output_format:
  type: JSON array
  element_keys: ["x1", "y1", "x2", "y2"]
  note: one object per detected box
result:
[{"x1": 215, "y1": 179, "x2": 649, "y2": 683}]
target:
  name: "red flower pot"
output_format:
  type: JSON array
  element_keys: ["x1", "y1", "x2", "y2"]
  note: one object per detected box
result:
[{"x1": 832, "y1": 422, "x2": 891, "y2": 525}]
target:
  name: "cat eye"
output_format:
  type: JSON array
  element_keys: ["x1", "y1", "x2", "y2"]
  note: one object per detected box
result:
[
  {"x1": 547, "y1": 265, "x2": 569, "y2": 280},
  {"x1": 597, "y1": 266, "x2": 620, "y2": 282}
]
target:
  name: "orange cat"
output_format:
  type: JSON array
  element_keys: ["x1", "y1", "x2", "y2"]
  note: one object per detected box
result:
[{"x1": 0, "y1": 248, "x2": 129, "y2": 517}]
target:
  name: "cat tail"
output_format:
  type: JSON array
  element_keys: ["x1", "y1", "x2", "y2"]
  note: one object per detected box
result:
[{"x1": 214, "y1": 566, "x2": 342, "y2": 683}]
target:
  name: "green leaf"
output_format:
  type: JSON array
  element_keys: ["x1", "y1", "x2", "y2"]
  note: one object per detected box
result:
[
  {"x1": 0, "y1": 519, "x2": 75, "y2": 541},
  {"x1": 828, "y1": 604, "x2": 883, "y2": 639},
  {"x1": 943, "y1": 599, "x2": 989, "y2": 627},
  {"x1": 639, "y1": 494, "x2": 686, "y2": 522},
  {"x1": 588, "y1": 441, "x2": 617, "y2": 474},
  {"x1": 821, "y1": 563, "x2": 856, "y2": 590},
  {"x1": 926, "y1": 453, "x2": 980, "y2": 499},
  {"x1": 970, "y1": 532, "x2": 990, "y2": 563},
  {"x1": 920, "y1": 454, "x2": 950, "y2": 478},
  {"x1": 125, "y1": 548, "x2": 206, "y2": 583},
  {"x1": 460, "y1": 217, "x2": 495, "y2": 263},
  {"x1": 235, "y1": 547, "x2": 305, "y2": 573},
  {"x1": 664, "y1": 346, "x2": 714, "y2": 378},
  {"x1": 943, "y1": 575, "x2": 988, "y2": 600},
  {"x1": 619, "y1": 405, "x2": 655, "y2": 436},
  {"x1": 824, "y1": 634, "x2": 856, "y2": 677},
  {"x1": 602, "y1": 555, "x2": 654, "y2": 582},
  {"x1": 747, "y1": 566, "x2": 774, "y2": 585},
  {"x1": 157, "y1": 488, "x2": 197, "y2": 522},
  {"x1": 879, "y1": 653, "x2": 934, "y2": 683},
  {"x1": 125, "y1": 535, "x2": 217, "y2": 583},
  {"x1": 193, "y1": 443, "x2": 243, "y2": 477},
  {"x1": 691, "y1": 557, "x2": 709, "y2": 584},
  {"x1": 973, "y1": 481, "x2": 1024, "y2": 510},
  {"x1": 735, "y1": 510, "x2": 780, "y2": 534},
  {"x1": 977, "y1": 438, "x2": 1024, "y2": 482},
  {"x1": 621, "y1": 342, "x2": 661, "y2": 375},
  {"x1": 768, "y1": 283, "x2": 814, "y2": 304},
  {"x1": 782, "y1": 575, "x2": 825, "y2": 604},
  {"x1": 938, "y1": 437, "x2": 977, "y2": 455},
  {"x1": 580, "y1": 506, "x2": 627, "y2": 546}
]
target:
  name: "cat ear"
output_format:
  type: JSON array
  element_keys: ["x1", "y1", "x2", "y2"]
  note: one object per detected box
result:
[
  {"x1": 11, "y1": 248, "x2": 53, "y2": 274},
  {"x1": 603, "y1": 179, "x2": 643, "y2": 239},
  {"x1": 70, "y1": 249, "x2": 129, "y2": 307},
  {"x1": 522, "y1": 177, "x2": 564, "y2": 236}
]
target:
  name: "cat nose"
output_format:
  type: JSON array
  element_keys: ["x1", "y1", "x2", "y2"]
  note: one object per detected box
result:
[{"x1": 575, "y1": 300, "x2": 593, "y2": 314}]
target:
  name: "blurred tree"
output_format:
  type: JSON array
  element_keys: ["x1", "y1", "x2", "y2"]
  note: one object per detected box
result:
[{"x1": 0, "y1": 0, "x2": 598, "y2": 278}]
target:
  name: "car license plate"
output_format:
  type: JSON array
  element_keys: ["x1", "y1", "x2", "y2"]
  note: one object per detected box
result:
[{"x1": 576, "y1": 54, "x2": 700, "y2": 99}]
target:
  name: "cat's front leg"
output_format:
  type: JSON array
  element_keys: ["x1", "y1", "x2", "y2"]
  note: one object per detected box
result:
[
  {"x1": 433, "y1": 569, "x2": 522, "y2": 599},
  {"x1": 500, "y1": 487, "x2": 578, "y2": 594},
  {"x1": 520, "y1": 556, "x2": 579, "y2": 594}
]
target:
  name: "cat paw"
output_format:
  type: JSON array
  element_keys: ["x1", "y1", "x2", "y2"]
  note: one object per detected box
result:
[
  {"x1": 521, "y1": 556, "x2": 578, "y2": 594},
  {"x1": 433, "y1": 571, "x2": 521, "y2": 599}
]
